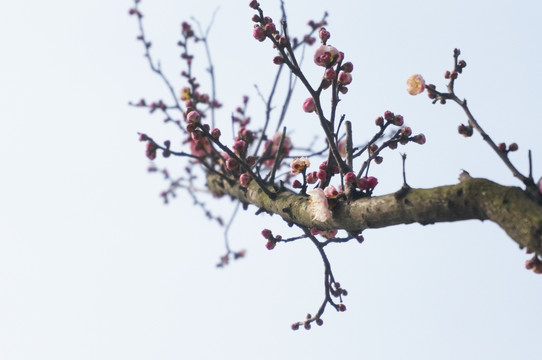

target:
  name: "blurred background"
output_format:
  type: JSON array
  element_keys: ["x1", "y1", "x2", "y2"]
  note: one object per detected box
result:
[{"x1": 1, "y1": 0, "x2": 541, "y2": 359}]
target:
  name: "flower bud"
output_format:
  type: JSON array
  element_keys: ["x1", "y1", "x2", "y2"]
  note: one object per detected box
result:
[
  {"x1": 302, "y1": 97, "x2": 316, "y2": 113},
  {"x1": 211, "y1": 128, "x2": 221, "y2": 139},
  {"x1": 318, "y1": 27, "x2": 330, "y2": 43},
  {"x1": 458, "y1": 124, "x2": 473, "y2": 137},
  {"x1": 249, "y1": 0, "x2": 259, "y2": 10},
  {"x1": 186, "y1": 110, "x2": 201, "y2": 124},
  {"x1": 253, "y1": 25, "x2": 266, "y2": 42},
  {"x1": 508, "y1": 143, "x2": 518, "y2": 151},
  {"x1": 273, "y1": 56, "x2": 284, "y2": 65},
  {"x1": 261, "y1": 228, "x2": 273, "y2": 239},
  {"x1": 338, "y1": 71, "x2": 352, "y2": 85},
  {"x1": 239, "y1": 173, "x2": 251, "y2": 187},
  {"x1": 412, "y1": 134, "x2": 426, "y2": 145},
  {"x1": 324, "y1": 68, "x2": 336, "y2": 81},
  {"x1": 344, "y1": 171, "x2": 356, "y2": 183},
  {"x1": 341, "y1": 62, "x2": 354, "y2": 73}
]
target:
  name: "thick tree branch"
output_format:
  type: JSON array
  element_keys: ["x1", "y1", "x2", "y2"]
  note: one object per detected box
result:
[{"x1": 207, "y1": 174, "x2": 542, "y2": 254}]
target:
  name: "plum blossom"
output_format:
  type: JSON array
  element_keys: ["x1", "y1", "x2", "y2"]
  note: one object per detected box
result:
[
  {"x1": 313, "y1": 45, "x2": 340, "y2": 67},
  {"x1": 406, "y1": 74, "x2": 425, "y2": 95},
  {"x1": 307, "y1": 188, "x2": 332, "y2": 222},
  {"x1": 324, "y1": 185, "x2": 339, "y2": 198},
  {"x1": 290, "y1": 157, "x2": 310, "y2": 174}
]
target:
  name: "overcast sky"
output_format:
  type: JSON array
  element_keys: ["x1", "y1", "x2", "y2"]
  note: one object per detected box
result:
[{"x1": 1, "y1": 0, "x2": 541, "y2": 359}]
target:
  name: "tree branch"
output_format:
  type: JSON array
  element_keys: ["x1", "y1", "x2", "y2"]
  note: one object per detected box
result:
[{"x1": 207, "y1": 174, "x2": 542, "y2": 254}]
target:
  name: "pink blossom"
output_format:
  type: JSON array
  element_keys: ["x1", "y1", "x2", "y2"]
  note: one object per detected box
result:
[
  {"x1": 406, "y1": 74, "x2": 425, "y2": 95},
  {"x1": 338, "y1": 138, "x2": 347, "y2": 158},
  {"x1": 290, "y1": 157, "x2": 310, "y2": 174},
  {"x1": 306, "y1": 188, "x2": 332, "y2": 222},
  {"x1": 324, "y1": 185, "x2": 339, "y2": 198},
  {"x1": 337, "y1": 71, "x2": 352, "y2": 85},
  {"x1": 302, "y1": 97, "x2": 316, "y2": 113},
  {"x1": 313, "y1": 45, "x2": 340, "y2": 67}
]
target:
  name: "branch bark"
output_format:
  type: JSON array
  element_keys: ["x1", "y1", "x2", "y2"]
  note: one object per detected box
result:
[{"x1": 207, "y1": 174, "x2": 542, "y2": 254}]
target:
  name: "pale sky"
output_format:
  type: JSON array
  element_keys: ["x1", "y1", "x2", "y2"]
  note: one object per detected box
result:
[{"x1": 1, "y1": 0, "x2": 541, "y2": 359}]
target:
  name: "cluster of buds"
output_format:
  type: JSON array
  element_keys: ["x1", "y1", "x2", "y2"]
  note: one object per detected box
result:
[
  {"x1": 331, "y1": 281, "x2": 348, "y2": 298},
  {"x1": 497, "y1": 142, "x2": 519, "y2": 154},
  {"x1": 251, "y1": 11, "x2": 278, "y2": 43},
  {"x1": 261, "y1": 228, "x2": 281, "y2": 250}
]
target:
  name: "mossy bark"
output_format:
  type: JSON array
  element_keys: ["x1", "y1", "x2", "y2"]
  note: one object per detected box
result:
[{"x1": 207, "y1": 174, "x2": 542, "y2": 254}]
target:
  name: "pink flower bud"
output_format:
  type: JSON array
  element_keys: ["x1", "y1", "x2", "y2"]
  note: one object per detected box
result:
[
  {"x1": 292, "y1": 179, "x2": 302, "y2": 188},
  {"x1": 249, "y1": 0, "x2": 259, "y2": 10},
  {"x1": 344, "y1": 172, "x2": 356, "y2": 183},
  {"x1": 337, "y1": 71, "x2": 352, "y2": 85},
  {"x1": 318, "y1": 27, "x2": 330, "y2": 43},
  {"x1": 186, "y1": 110, "x2": 201, "y2": 124},
  {"x1": 264, "y1": 22, "x2": 276, "y2": 34},
  {"x1": 358, "y1": 176, "x2": 378, "y2": 190},
  {"x1": 324, "y1": 68, "x2": 336, "y2": 81},
  {"x1": 232, "y1": 140, "x2": 246, "y2": 155},
  {"x1": 393, "y1": 114, "x2": 404, "y2": 126},
  {"x1": 226, "y1": 158, "x2": 239, "y2": 171},
  {"x1": 341, "y1": 62, "x2": 354, "y2": 73},
  {"x1": 317, "y1": 169, "x2": 327, "y2": 181},
  {"x1": 253, "y1": 25, "x2": 266, "y2": 42},
  {"x1": 401, "y1": 127, "x2": 412, "y2": 137},
  {"x1": 239, "y1": 173, "x2": 251, "y2": 187},
  {"x1": 211, "y1": 128, "x2": 221, "y2": 139},
  {"x1": 412, "y1": 134, "x2": 426, "y2": 145},
  {"x1": 265, "y1": 240, "x2": 276, "y2": 250},
  {"x1": 302, "y1": 97, "x2": 316, "y2": 113},
  {"x1": 375, "y1": 116, "x2": 384, "y2": 127},
  {"x1": 145, "y1": 141, "x2": 157, "y2": 160},
  {"x1": 261, "y1": 228, "x2": 273, "y2": 239},
  {"x1": 273, "y1": 56, "x2": 285, "y2": 65},
  {"x1": 406, "y1": 74, "x2": 425, "y2": 95}
]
